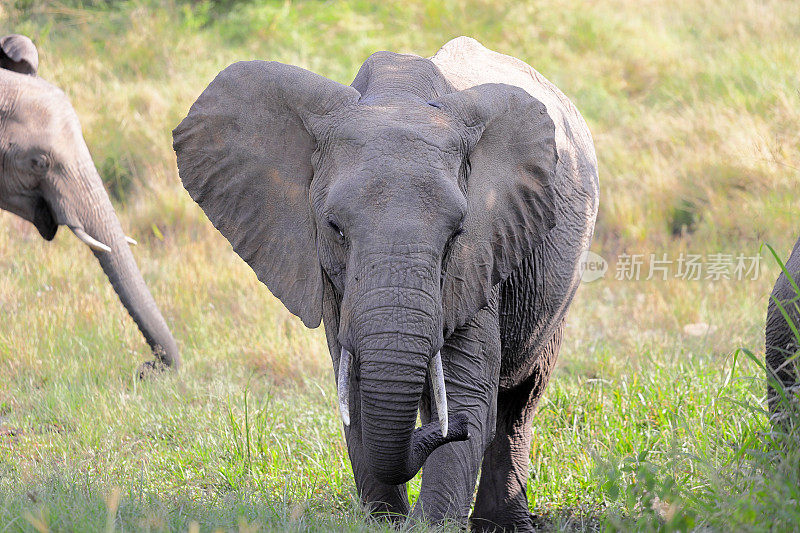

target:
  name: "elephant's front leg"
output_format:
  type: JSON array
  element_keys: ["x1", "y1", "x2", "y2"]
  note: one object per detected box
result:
[{"x1": 411, "y1": 294, "x2": 501, "y2": 525}]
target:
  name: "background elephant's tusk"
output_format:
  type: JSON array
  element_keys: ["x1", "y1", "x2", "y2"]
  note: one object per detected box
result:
[
  {"x1": 125, "y1": 236, "x2": 138, "y2": 246},
  {"x1": 429, "y1": 350, "x2": 448, "y2": 437},
  {"x1": 338, "y1": 347, "x2": 351, "y2": 426},
  {"x1": 71, "y1": 227, "x2": 112, "y2": 253}
]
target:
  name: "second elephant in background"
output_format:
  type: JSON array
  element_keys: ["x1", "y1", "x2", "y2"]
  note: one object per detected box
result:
[{"x1": 0, "y1": 34, "x2": 180, "y2": 373}]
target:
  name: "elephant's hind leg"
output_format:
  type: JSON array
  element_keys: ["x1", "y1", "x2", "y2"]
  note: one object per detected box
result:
[{"x1": 471, "y1": 320, "x2": 564, "y2": 533}]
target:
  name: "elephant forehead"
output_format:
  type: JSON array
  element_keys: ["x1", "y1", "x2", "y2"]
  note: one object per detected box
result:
[
  {"x1": 319, "y1": 150, "x2": 466, "y2": 226},
  {"x1": 322, "y1": 135, "x2": 459, "y2": 196},
  {"x1": 313, "y1": 105, "x2": 468, "y2": 217},
  {"x1": 3, "y1": 76, "x2": 79, "y2": 138},
  {"x1": 327, "y1": 104, "x2": 465, "y2": 154}
]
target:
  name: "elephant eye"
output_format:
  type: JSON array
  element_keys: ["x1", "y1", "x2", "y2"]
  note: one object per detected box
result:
[
  {"x1": 30, "y1": 154, "x2": 50, "y2": 174},
  {"x1": 449, "y1": 220, "x2": 464, "y2": 242},
  {"x1": 443, "y1": 220, "x2": 463, "y2": 264},
  {"x1": 328, "y1": 217, "x2": 345, "y2": 240}
]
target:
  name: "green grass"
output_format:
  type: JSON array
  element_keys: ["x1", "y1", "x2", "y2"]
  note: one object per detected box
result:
[{"x1": 1, "y1": 0, "x2": 800, "y2": 530}]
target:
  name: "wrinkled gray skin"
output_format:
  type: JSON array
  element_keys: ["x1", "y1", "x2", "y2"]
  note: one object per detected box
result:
[
  {"x1": 0, "y1": 34, "x2": 180, "y2": 373},
  {"x1": 766, "y1": 236, "x2": 800, "y2": 422},
  {"x1": 174, "y1": 37, "x2": 598, "y2": 531}
]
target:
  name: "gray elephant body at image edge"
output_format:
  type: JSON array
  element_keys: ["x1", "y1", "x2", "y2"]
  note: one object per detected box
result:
[
  {"x1": 766, "y1": 236, "x2": 800, "y2": 420},
  {"x1": 0, "y1": 34, "x2": 180, "y2": 372},
  {"x1": 173, "y1": 37, "x2": 598, "y2": 531}
]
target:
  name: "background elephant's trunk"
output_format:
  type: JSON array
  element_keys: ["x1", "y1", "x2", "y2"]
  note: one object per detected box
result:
[
  {"x1": 53, "y1": 163, "x2": 180, "y2": 369},
  {"x1": 343, "y1": 252, "x2": 467, "y2": 485}
]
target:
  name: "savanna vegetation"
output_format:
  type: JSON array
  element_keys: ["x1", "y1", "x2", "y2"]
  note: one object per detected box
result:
[{"x1": 1, "y1": 0, "x2": 799, "y2": 530}]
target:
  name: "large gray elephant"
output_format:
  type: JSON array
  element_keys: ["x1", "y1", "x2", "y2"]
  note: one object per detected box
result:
[
  {"x1": 766, "y1": 236, "x2": 800, "y2": 422},
  {"x1": 0, "y1": 34, "x2": 180, "y2": 373},
  {"x1": 174, "y1": 37, "x2": 598, "y2": 531}
]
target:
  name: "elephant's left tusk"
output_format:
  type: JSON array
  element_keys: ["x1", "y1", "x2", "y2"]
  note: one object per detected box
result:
[
  {"x1": 125, "y1": 236, "x2": 138, "y2": 246},
  {"x1": 338, "y1": 347, "x2": 352, "y2": 427},
  {"x1": 71, "y1": 227, "x2": 112, "y2": 253},
  {"x1": 429, "y1": 350, "x2": 448, "y2": 437}
]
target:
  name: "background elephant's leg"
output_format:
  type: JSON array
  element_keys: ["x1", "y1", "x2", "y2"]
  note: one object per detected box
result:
[
  {"x1": 341, "y1": 371, "x2": 410, "y2": 519},
  {"x1": 411, "y1": 295, "x2": 501, "y2": 525},
  {"x1": 471, "y1": 320, "x2": 564, "y2": 533},
  {"x1": 766, "y1": 342, "x2": 799, "y2": 416},
  {"x1": 766, "y1": 243, "x2": 800, "y2": 422},
  {"x1": 766, "y1": 303, "x2": 799, "y2": 421}
]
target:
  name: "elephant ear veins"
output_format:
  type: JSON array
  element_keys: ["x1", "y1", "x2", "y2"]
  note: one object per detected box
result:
[{"x1": 173, "y1": 61, "x2": 359, "y2": 328}]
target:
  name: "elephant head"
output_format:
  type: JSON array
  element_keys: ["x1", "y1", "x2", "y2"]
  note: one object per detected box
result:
[
  {"x1": 174, "y1": 52, "x2": 556, "y2": 484},
  {"x1": 0, "y1": 34, "x2": 180, "y2": 371}
]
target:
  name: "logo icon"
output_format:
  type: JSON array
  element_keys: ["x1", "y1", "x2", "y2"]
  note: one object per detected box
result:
[{"x1": 579, "y1": 250, "x2": 607, "y2": 282}]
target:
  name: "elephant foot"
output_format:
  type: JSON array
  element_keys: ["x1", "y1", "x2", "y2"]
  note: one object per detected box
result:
[
  {"x1": 471, "y1": 517, "x2": 537, "y2": 533},
  {"x1": 529, "y1": 512, "x2": 547, "y2": 530},
  {"x1": 367, "y1": 510, "x2": 407, "y2": 527},
  {"x1": 137, "y1": 360, "x2": 169, "y2": 380},
  {"x1": 360, "y1": 495, "x2": 412, "y2": 525}
]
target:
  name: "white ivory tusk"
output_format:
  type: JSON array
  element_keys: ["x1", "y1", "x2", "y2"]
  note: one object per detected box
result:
[
  {"x1": 126, "y1": 236, "x2": 138, "y2": 246},
  {"x1": 338, "y1": 347, "x2": 352, "y2": 427},
  {"x1": 72, "y1": 227, "x2": 111, "y2": 253},
  {"x1": 429, "y1": 350, "x2": 448, "y2": 437}
]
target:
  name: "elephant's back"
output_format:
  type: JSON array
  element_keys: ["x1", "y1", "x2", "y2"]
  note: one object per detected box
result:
[
  {"x1": 431, "y1": 37, "x2": 599, "y2": 388},
  {"x1": 430, "y1": 36, "x2": 599, "y2": 205}
]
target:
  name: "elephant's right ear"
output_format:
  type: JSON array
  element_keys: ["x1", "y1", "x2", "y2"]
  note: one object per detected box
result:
[
  {"x1": 173, "y1": 61, "x2": 359, "y2": 328},
  {"x1": 0, "y1": 34, "x2": 39, "y2": 75}
]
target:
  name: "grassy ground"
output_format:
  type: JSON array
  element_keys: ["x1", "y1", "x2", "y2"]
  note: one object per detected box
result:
[{"x1": 1, "y1": 0, "x2": 799, "y2": 530}]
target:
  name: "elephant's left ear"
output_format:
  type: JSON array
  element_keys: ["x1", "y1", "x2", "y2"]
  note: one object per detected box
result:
[
  {"x1": 0, "y1": 34, "x2": 39, "y2": 75},
  {"x1": 433, "y1": 83, "x2": 558, "y2": 334},
  {"x1": 173, "y1": 61, "x2": 359, "y2": 329}
]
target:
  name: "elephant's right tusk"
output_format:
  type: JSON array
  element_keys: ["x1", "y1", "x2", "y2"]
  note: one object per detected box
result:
[
  {"x1": 71, "y1": 227, "x2": 112, "y2": 253},
  {"x1": 338, "y1": 347, "x2": 351, "y2": 427},
  {"x1": 125, "y1": 236, "x2": 138, "y2": 246},
  {"x1": 429, "y1": 350, "x2": 448, "y2": 437}
]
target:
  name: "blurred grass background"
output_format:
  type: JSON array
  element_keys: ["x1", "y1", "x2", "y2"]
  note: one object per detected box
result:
[{"x1": 1, "y1": 0, "x2": 799, "y2": 530}]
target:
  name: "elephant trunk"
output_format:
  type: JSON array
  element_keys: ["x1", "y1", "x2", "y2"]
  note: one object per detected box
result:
[
  {"x1": 342, "y1": 253, "x2": 467, "y2": 485},
  {"x1": 357, "y1": 344, "x2": 469, "y2": 485},
  {"x1": 55, "y1": 164, "x2": 180, "y2": 370}
]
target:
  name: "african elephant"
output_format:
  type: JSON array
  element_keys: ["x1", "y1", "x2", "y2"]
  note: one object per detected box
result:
[
  {"x1": 766, "y1": 236, "x2": 800, "y2": 422},
  {"x1": 0, "y1": 34, "x2": 180, "y2": 373},
  {"x1": 174, "y1": 37, "x2": 598, "y2": 531}
]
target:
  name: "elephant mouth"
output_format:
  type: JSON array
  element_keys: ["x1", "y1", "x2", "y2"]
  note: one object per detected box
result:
[
  {"x1": 338, "y1": 347, "x2": 452, "y2": 436},
  {"x1": 32, "y1": 196, "x2": 57, "y2": 240}
]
